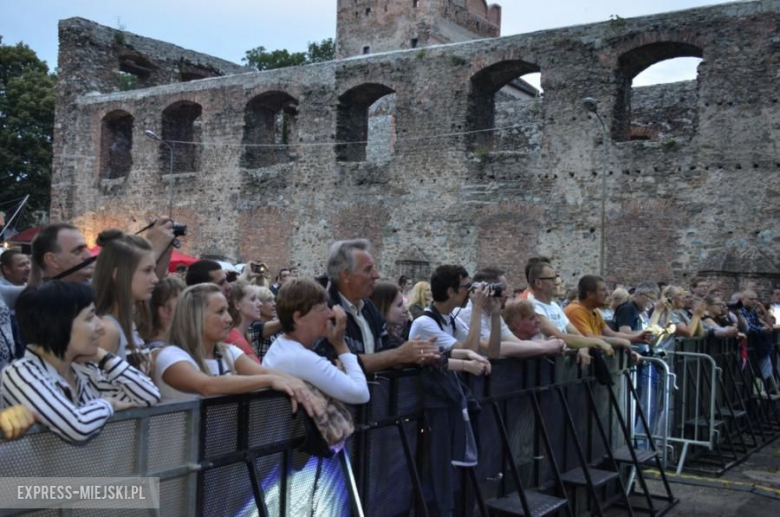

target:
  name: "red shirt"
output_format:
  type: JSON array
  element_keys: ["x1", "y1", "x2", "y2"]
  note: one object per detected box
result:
[{"x1": 225, "y1": 329, "x2": 261, "y2": 364}]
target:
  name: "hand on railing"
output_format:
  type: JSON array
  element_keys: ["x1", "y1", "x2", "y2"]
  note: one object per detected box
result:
[{"x1": 0, "y1": 405, "x2": 37, "y2": 440}]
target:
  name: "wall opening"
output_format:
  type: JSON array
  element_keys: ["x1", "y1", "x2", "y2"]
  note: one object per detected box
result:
[
  {"x1": 614, "y1": 43, "x2": 703, "y2": 141},
  {"x1": 241, "y1": 92, "x2": 299, "y2": 169},
  {"x1": 100, "y1": 110, "x2": 133, "y2": 179},
  {"x1": 467, "y1": 60, "x2": 541, "y2": 152},
  {"x1": 161, "y1": 101, "x2": 202, "y2": 174},
  {"x1": 336, "y1": 83, "x2": 396, "y2": 162},
  {"x1": 118, "y1": 54, "x2": 155, "y2": 90}
]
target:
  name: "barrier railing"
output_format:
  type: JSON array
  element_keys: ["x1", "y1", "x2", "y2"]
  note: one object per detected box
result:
[{"x1": 0, "y1": 351, "x2": 680, "y2": 517}]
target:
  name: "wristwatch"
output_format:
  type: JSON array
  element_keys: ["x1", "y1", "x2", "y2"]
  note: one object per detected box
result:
[{"x1": 98, "y1": 352, "x2": 117, "y2": 369}]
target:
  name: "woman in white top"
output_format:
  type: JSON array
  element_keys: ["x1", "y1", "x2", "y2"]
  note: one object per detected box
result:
[
  {"x1": 154, "y1": 284, "x2": 320, "y2": 416},
  {"x1": 1, "y1": 281, "x2": 160, "y2": 444},
  {"x1": 263, "y1": 278, "x2": 369, "y2": 405},
  {"x1": 93, "y1": 229, "x2": 160, "y2": 372}
]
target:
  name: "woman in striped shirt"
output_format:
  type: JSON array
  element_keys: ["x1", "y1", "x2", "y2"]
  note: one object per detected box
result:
[{"x1": 1, "y1": 281, "x2": 160, "y2": 444}]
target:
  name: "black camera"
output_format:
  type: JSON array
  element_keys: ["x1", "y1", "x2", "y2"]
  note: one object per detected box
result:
[
  {"x1": 251, "y1": 262, "x2": 268, "y2": 275},
  {"x1": 727, "y1": 299, "x2": 743, "y2": 311},
  {"x1": 172, "y1": 222, "x2": 187, "y2": 237},
  {"x1": 472, "y1": 282, "x2": 503, "y2": 297}
]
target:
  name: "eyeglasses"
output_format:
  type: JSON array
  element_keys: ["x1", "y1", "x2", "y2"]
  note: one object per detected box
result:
[{"x1": 458, "y1": 282, "x2": 473, "y2": 291}]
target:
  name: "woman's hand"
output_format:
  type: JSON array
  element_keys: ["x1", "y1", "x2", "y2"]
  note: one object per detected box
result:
[
  {"x1": 107, "y1": 399, "x2": 138, "y2": 412},
  {"x1": 327, "y1": 306, "x2": 349, "y2": 355},
  {"x1": 0, "y1": 405, "x2": 37, "y2": 440},
  {"x1": 270, "y1": 377, "x2": 326, "y2": 418}
]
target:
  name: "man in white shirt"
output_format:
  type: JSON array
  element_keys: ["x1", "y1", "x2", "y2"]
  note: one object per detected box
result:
[
  {"x1": 0, "y1": 249, "x2": 30, "y2": 287},
  {"x1": 770, "y1": 287, "x2": 780, "y2": 329},
  {"x1": 458, "y1": 267, "x2": 564, "y2": 358},
  {"x1": 409, "y1": 264, "x2": 501, "y2": 360},
  {"x1": 527, "y1": 261, "x2": 615, "y2": 366}
]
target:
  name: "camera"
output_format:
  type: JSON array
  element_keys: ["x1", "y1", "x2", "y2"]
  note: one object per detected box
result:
[
  {"x1": 471, "y1": 282, "x2": 504, "y2": 297},
  {"x1": 727, "y1": 300, "x2": 743, "y2": 311},
  {"x1": 251, "y1": 262, "x2": 268, "y2": 275},
  {"x1": 172, "y1": 222, "x2": 187, "y2": 237}
]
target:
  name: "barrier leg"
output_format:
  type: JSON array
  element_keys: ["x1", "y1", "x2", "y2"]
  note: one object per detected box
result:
[
  {"x1": 396, "y1": 420, "x2": 429, "y2": 517},
  {"x1": 338, "y1": 449, "x2": 365, "y2": 517}
]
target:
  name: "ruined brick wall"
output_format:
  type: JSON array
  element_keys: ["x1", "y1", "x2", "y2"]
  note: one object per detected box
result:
[
  {"x1": 336, "y1": 0, "x2": 500, "y2": 58},
  {"x1": 53, "y1": 1, "x2": 780, "y2": 296}
]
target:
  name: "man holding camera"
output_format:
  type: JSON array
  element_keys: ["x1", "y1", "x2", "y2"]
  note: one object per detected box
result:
[
  {"x1": 409, "y1": 264, "x2": 502, "y2": 360},
  {"x1": 316, "y1": 239, "x2": 441, "y2": 373}
]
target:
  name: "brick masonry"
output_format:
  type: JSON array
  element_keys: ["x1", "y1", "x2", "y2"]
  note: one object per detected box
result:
[{"x1": 51, "y1": 1, "x2": 780, "y2": 297}]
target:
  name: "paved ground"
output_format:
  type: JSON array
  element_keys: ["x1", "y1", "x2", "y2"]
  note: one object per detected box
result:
[{"x1": 605, "y1": 437, "x2": 780, "y2": 516}]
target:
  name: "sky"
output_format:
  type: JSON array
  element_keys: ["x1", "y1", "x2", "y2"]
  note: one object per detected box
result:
[{"x1": 0, "y1": 0, "x2": 736, "y2": 85}]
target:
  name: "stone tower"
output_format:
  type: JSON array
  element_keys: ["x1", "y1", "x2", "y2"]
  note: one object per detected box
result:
[{"x1": 336, "y1": 0, "x2": 501, "y2": 58}]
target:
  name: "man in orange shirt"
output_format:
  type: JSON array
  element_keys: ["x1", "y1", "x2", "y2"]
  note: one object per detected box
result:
[{"x1": 565, "y1": 275, "x2": 651, "y2": 351}]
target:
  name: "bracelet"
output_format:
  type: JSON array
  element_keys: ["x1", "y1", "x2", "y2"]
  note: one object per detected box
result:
[{"x1": 98, "y1": 352, "x2": 117, "y2": 369}]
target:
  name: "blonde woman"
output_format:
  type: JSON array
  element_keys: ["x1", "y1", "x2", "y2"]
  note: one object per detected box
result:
[
  {"x1": 406, "y1": 281, "x2": 432, "y2": 320},
  {"x1": 93, "y1": 229, "x2": 158, "y2": 372},
  {"x1": 248, "y1": 286, "x2": 282, "y2": 361},
  {"x1": 154, "y1": 284, "x2": 318, "y2": 416},
  {"x1": 650, "y1": 285, "x2": 706, "y2": 350}
]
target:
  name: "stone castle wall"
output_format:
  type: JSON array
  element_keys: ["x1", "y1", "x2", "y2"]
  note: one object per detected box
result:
[{"x1": 52, "y1": 1, "x2": 780, "y2": 294}]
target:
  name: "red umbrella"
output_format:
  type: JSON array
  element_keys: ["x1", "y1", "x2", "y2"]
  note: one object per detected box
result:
[{"x1": 88, "y1": 246, "x2": 198, "y2": 272}]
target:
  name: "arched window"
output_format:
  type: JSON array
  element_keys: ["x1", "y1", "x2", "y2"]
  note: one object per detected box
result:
[
  {"x1": 241, "y1": 92, "x2": 299, "y2": 169},
  {"x1": 467, "y1": 60, "x2": 541, "y2": 152},
  {"x1": 100, "y1": 110, "x2": 133, "y2": 179},
  {"x1": 336, "y1": 83, "x2": 396, "y2": 162},
  {"x1": 613, "y1": 42, "x2": 703, "y2": 141},
  {"x1": 161, "y1": 101, "x2": 202, "y2": 173}
]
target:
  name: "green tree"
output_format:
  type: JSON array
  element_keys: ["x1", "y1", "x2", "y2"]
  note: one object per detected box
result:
[
  {"x1": 244, "y1": 38, "x2": 335, "y2": 71},
  {"x1": 0, "y1": 37, "x2": 55, "y2": 229}
]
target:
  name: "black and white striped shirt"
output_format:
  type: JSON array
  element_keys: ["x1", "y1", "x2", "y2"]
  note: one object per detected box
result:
[{"x1": 1, "y1": 348, "x2": 161, "y2": 444}]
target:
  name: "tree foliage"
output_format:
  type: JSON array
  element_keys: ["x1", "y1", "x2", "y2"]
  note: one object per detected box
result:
[
  {"x1": 0, "y1": 37, "x2": 56, "y2": 229},
  {"x1": 244, "y1": 38, "x2": 335, "y2": 71}
]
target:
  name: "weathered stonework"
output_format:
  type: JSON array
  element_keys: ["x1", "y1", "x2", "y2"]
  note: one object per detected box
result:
[{"x1": 52, "y1": 1, "x2": 780, "y2": 297}]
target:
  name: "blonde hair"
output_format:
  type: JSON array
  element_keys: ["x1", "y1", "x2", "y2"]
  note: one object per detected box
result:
[
  {"x1": 610, "y1": 288, "x2": 630, "y2": 306},
  {"x1": 167, "y1": 283, "x2": 234, "y2": 374},
  {"x1": 502, "y1": 299, "x2": 535, "y2": 326},
  {"x1": 407, "y1": 281, "x2": 430, "y2": 309},
  {"x1": 93, "y1": 229, "x2": 154, "y2": 367},
  {"x1": 254, "y1": 286, "x2": 275, "y2": 303}
]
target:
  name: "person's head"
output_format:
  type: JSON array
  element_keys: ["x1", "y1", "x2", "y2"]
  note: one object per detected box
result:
[
  {"x1": 740, "y1": 290, "x2": 759, "y2": 310},
  {"x1": 473, "y1": 267, "x2": 510, "y2": 307},
  {"x1": 529, "y1": 262, "x2": 558, "y2": 301},
  {"x1": 276, "y1": 268, "x2": 292, "y2": 286},
  {"x1": 681, "y1": 291, "x2": 695, "y2": 310},
  {"x1": 771, "y1": 287, "x2": 780, "y2": 304},
  {"x1": 276, "y1": 278, "x2": 330, "y2": 345},
  {"x1": 524, "y1": 256, "x2": 551, "y2": 284},
  {"x1": 553, "y1": 275, "x2": 566, "y2": 299},
  {"x1": 370, "y1": 281, "x2": 408, "y2": 329},
  {"x1": 144, "y1": 275, "x2": 185, "y2": 340},
  {"x1": 690, "y1": 277, "x2": 709, "y2": 298},
  {"x1": 503, "y1": 300, "x2": 540, "y2": 340},
  {"x1": 430, "y1": 265, "x2": 470, "y2": 309},
  {"x1": 186, "y1": 259, "x2": 231, "y2": 299},
  {"x1": 31, "y1": 223, "x2": 93, "y2": 282},
  {"x1": 0, "y1": 249, "x2": 31, "y2": 285},
  {"x1": 610, "y1": 288, "x2": 630, "y2": 310},
  {"x1": 289, "y1": 266, "x2": 300, "y2": 278},
  {"x1": 662, "y1": 285, "x2": 686, "y2": 310},
  {"x1": 408, "y1": 281, "x2": 432, "y2": 309},
  {"x1": 327, "y1": 239, "x2": 380, "y2": 302},
  {"x1": 577, "y1": 275, "x2": 608, "y2": 308},
  {"x1": 398, "y1": 275, "x2": 413, "y2": 293},
  {"x1": 16, "y1": 281, "x2": 103, "y2": 362},
  {"x1": 704, "y1": 294, "x2": 727, "y2": 318},
  {"x1": 254, "y1": 286, "x2": 277, "y2": 321},
  {"x1": 632, "y1": 282, "x2": 659, "y2": 311},
  {"x1": 228, "y1": 280, "x2": 262, "y2": 328},
  {"x1": 168, "y1": 284, "x2": 232, "y2": 372}
]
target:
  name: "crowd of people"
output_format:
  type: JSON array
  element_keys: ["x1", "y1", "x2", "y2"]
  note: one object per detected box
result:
[{"x1": 0, "y1": 221, "x2": 778, "y2": 515}]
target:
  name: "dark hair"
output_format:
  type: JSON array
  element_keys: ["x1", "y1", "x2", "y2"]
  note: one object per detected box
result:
[
  {"x1": 276, "y1": 267, "x2": 291, "y2": 282},
  {"x1": 31, "y1": 223, "x2": 78, "y2": 269},
  {"x1": 578, "y1": 275, "x2": 604, "y2": 301},
  {"x1": 524, "y1": 256, "x2": 550, "y2": 283},
  {"x1": 0, "y1": 248, "x2": 23, "y2": 274},
  {"x1": 398, "y1": 275, "x2": 408, "y2": 286},
  {"x1": 430, "y1": 265, "x2": 468, "y2": 302},
  {"x1": 473, "y1": 267, "x2": 504, "y2": 284},
  {"x1": 16, "y1": 281, "x2": 95, "y2": 358},
  {"x1": 528, "y1": 261, "x2": 553, "y2": 286},
  {"x1": 276, "y1": 278, "x2": 328, "y2": 333},
  {"x1": 370, "y1": 281, "x2": 400, "y2": 320},
  {"x1": 186, "y1": 259, "x2": 222, "y2": 286}
]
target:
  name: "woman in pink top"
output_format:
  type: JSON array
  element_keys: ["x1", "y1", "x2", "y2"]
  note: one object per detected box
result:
[{"x1": 226, "y1": 281, "x2": 261, "y2": 363}]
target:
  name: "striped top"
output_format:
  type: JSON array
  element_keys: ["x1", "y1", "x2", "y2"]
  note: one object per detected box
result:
[{"x1": 0, "y1": 348, "x2": 161, "y2": 444}]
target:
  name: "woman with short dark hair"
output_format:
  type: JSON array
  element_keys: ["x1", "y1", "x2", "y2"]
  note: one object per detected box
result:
[
  {"x1": 1, "y1": 281, "x2": 160, "y2": 444},
  {"x1": 263, "y1": 278, "x2": 369, "y2": 404}
]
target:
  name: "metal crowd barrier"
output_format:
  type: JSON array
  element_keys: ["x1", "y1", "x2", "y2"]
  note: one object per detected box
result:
[
  {"x1": 631, "y1": 331, "x2": 780, "y2": 476},
  {"x1": 0, "y1": 352, "x2": 681, "y2": 517}
]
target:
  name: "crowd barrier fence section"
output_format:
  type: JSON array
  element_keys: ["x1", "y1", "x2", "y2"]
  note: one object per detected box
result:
[{"x1": 0, "y1": 345, "x2": 720, "y2": 517}]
